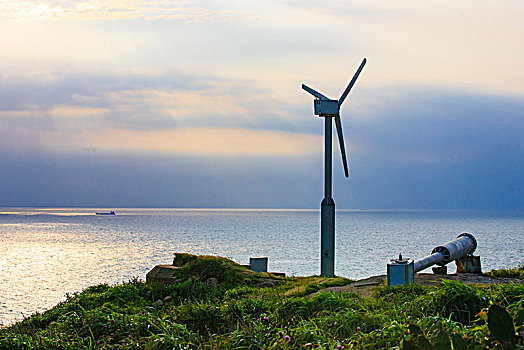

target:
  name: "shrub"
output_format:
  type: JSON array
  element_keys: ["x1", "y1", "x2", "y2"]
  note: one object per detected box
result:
[{"x1": 421, "y1": 280, "x2": 489, "y2": 325}]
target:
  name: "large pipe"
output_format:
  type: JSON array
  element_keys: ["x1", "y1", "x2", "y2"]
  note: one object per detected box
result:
[
  {"x1": 413, "y1": 233, "x2": 477, "y2": 273},
  {"x1": 413, "y1": 252, "x2": 445, "y2": 273}
]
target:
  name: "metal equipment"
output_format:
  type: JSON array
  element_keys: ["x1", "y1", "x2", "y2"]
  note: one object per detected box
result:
[
  {"x1": 387, "y1": 254, "x2": 414, "y2": 286},
  {"x1": 387, "y1": 233, "x2": 480, "y2": 286},
  {"x1": 302, "y1": 58, "x2": 367, "y2": 277},
  {"x1": 413, "y1": 233, "x2": 477, "y2": 273}
]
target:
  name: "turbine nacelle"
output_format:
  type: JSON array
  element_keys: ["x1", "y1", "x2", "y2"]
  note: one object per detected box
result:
[
  {"x1": 314, "y1": 99, "x2": 339, "y2": 117},
  {"x1": 301, "y1": 83, "x2": 339, "y2": 116}
]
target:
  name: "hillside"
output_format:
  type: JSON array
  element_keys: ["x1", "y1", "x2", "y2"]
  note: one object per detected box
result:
[{"x1": 1, "y1": 254, "x2": 522, "y2": 349}]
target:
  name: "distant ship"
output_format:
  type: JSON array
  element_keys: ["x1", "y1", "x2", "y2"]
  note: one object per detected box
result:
[{"x1": 96, "y1": 211, "x2": 115, "y2": 215}]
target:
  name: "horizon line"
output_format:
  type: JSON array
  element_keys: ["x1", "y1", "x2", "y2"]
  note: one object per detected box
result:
[{"x1": 1, "y1": 206, "x2": 520, "y2": 213}]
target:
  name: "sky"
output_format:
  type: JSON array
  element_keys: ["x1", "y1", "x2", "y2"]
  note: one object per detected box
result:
[{"x1": 0, "y1": 0, "x2": 523, "y2": 210}]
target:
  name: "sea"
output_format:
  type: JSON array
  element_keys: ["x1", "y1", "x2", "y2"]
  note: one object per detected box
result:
[{"x1": 0, "y1": 207, "x2": 523, "y2": 326}]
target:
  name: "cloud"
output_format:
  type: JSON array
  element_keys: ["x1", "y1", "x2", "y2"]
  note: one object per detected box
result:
[
  {"x1": 36, "y1": 127, "x2": 321, "y2": 156},
  {"x1": 0, "y1": 1, "x2": 522, "y2": 210},
  {"x1": 3, "y1": 1, "x2": 522, "y2": 100},
  {"x1": 0, "y1": 70, "x2": 320, "y2": 156},
  {"x1": 1, "y1": 78, "x2": 522, "y2": 209},
  {"x1": 330, "y1": 86, "x2": 524, "y2": 210},
  {"x1": 2, "y1": 69, "x2": 522, "y2": 164},
  {"x1": 0, "y1": 152, "x2": 321, "y2": 208},
  {"x1": 349, "y1": 86, "x2": 524, "y2": 163},
  {"x1": 279, "y1": 0, "x2": 524, "y2": 95},
  {"x1": 47, "y1": 105, "x2": 110, "y2": 117},
  {"x1": 0, "y1": 0, "x2": 249, "y2": 22},
  {"x1": 0, "y1": 70, "x2": 315, "y2": 138}
]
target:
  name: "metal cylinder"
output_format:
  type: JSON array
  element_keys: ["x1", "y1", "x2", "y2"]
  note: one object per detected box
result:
[
  {"x1": 431, "y1": 233, "x2": 476, "y2": 265},
  {"x1": 413, "y1": 233, "x2": 477, "y2": 273},
  {"x1": 414, "y1": 252, "x2": 444, "y2": 273}
]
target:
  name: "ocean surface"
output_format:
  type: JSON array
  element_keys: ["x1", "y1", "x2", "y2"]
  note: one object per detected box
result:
[{"x1": 0, "y1": 207, "x2": 523, "y2": 326}]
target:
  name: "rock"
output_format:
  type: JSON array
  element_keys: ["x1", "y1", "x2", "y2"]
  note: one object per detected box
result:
[
  {"x1": 432, "y1": 266, "x2": 448, "y2": 275},
  {"x1": 146, "y1": 265, "x2": 180, "y2": 284}
]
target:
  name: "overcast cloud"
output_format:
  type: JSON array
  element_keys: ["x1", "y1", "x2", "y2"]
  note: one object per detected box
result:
[{"x1": 0, "y1": 0, "x2": 522, "y2": 210}]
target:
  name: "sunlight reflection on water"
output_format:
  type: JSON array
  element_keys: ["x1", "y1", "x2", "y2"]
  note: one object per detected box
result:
[{"x1": 0, "y1": 208, "x2": 522, "y2": 326}]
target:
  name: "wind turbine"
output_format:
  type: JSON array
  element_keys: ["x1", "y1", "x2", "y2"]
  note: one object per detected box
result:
[{"x1": 302, "y1": 58, "x2": 366, "y2": 277}]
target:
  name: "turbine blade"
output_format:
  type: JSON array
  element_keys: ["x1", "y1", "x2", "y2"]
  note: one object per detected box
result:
[
  {"x1": 334, "y1": 116, "x2": 349, "y2": 178},
  {"x1": 338, "y1": 58, "x2": 366, "y2": 106},
  {"x1": 302, "y1": 84, "x2": 329, "y2": 100}
]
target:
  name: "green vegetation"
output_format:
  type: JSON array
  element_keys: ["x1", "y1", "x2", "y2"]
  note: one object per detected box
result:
[
  {"x1": 486, "y1": 264, "x2": 524, "y2": 280},
  {"x1": 1, "y1": 255, "x2": 523, "y2": 349},
  {"x1": 170, "y1": 253, "x2": 260, "y2": 286}
]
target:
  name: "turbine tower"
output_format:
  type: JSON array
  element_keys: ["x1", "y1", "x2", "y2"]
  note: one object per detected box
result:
[{"x1": 302, "y1": 58, "x2": 366, "y2": 277}]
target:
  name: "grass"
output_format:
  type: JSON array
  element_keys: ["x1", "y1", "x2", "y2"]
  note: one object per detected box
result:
[
  {"x1": 1, "y1": 255, "x2": 523, "y2": 349},
  {"x1": 281, "y1": 276, "x2": 353, "y2": 297},
  {"x1": 486, "y1": 263, "x2": 524, "y2": 280}
]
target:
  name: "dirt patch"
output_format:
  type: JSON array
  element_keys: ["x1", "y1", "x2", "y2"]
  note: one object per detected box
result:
[{"x1": 312, "y1": 273, "x2": 523, "y2": 298}]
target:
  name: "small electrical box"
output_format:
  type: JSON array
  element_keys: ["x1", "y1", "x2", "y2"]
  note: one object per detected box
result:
[
  {"x1": 249, "y1": 257, "x2": 268, "y2": 273},
  {"x1": 314, "y1": 99, "x2": 339, "y2": 116},
  {"x1": 387, "y1": 255, "x2": 414, "y2": 286}
]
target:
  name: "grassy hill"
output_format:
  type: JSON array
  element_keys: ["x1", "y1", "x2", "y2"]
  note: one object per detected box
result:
[{"x1": 1, "y1": 254, "x2": 522, "y2": 349}]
